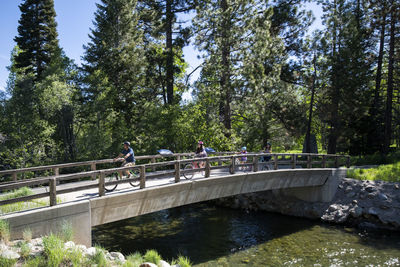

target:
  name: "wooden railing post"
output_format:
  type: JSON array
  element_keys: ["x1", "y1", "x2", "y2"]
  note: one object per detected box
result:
[
  {"x1": 53, "y1": 167, "x2": 59, "y2": 176},
  {"x1": 91, "y1": 163, "x2": 96, "y2": 180},
  {"x1": 346, "y1": 156, "x2": 350, "y2": 168},
  {"x1": 322, "y1": 155, "x2": 326, "y2": 168},
  {"x1": 151, "y1": 157, "x2": 156, "y2": 172},
  {"x1": 49, "y1": 177, "x2": 57, "y2": 206},
  {"x1": 307, "y1": 155, "x2": 312, "y2": 169},
  {"x1": 335, "y1": 156, "x2": 339, "y2": 168},
  {"x1": 218, "y1": 158, "x2": 222, "y2": 166},
  {"x1": 140, "y1": 165, "x2": 146, "y2": 189},
  {"x1": 230, "y1": 156, "x2": 236, "y2": 174},
  {"x1": 291, "y1": 154, "x2": 296, "y2": 169},
  {"x1": 205, "y1": 158, "x2": 210, "y2": 177},
  {"x1": 98, "y1": 172, "x2": 105, "y2": 197},
  {"x1": 12, "y1": 172, "x2": 17, "y2": 182},
  {"x1": 253, "y1": 155, "x2": 259, "y2": 172},
  {"x1": 274, "y1": 154, "x2": 278, "y2": 170},
  {"x1": 174, "y1": 160, "x2": 181, "y2": 183}
]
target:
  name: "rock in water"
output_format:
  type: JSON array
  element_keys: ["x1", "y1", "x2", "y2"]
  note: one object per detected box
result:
[{"x1": 140, "y1": 263, "x2": 158, "y2": 267}]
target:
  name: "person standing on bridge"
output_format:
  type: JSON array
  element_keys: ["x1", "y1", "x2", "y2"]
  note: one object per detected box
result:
[
  {"x1": 195, "y1": 141, "x2": 207, "y2": 168},
  {"x1": 114, "y1": 141, "x2": 135, "y2": 177}
]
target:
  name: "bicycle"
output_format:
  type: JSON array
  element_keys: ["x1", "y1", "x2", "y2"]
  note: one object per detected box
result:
[
  {"x1": 259, "y1": 155, "x2": 272, "y2": 171},
  {"x1": 235, "y1": 158, "x2": 252, "y2": 171},
  {"x1": 183, "y1": 160, "x2": 205, "y2": 180},
  {"x1": 104, "y1": 162, "x2": 140, "y2": 192}
]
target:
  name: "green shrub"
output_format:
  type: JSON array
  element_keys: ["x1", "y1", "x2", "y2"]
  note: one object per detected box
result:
[
  {"x1": 65, "y1": 247, "x2": 84, "y2": 267},
  {"x1": 89, "y1": 246, "x2": 108, "y2": 267},
  {"x1": 143, "y1": 249, "x2": 161, "y2": 265},
  {"x1": 22, "y1": 228, "x2": 32, "y2": 242},
  {"x1": 19, "y1": 241, "x2": 31, "y2": 258},
  {"x1": 0, "y1": 256, "x2": 17, "y2": 267},
  {"x1": 42, "y1": 234, "x2": 65, "y2": 267},
  {"x1": 172, "y1": 255, "x2": 192, "y2": 267},
  {"x1": 0, "y1": 219, "x2": 10, "y2": 243},
  {"x1": 124, "y1": 252, "x2": 144, "y2": 267},
  {"x1": 59, "y1": 221, "x2": 73, "y2": 242}
]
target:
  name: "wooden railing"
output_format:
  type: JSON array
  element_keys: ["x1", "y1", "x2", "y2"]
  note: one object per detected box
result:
[
  {"x1": 0, "y1": 153, "x2": 350, "y2": 210},
  {"x1": 0, "y1": 153, "x2": 195, "y2": 182}
]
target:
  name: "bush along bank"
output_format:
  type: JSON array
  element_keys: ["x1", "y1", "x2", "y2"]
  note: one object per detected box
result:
[
  {"x1": 0, "y1": 223, "x2": 192, "y2": 267},
  {"x1": 215, "y1": 178, "x2": 400, "y2": 231}
]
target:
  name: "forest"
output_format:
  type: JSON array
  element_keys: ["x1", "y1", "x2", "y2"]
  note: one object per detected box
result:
[{"x1": 0, "y1": 0, "x2": 399, "y2": 169}]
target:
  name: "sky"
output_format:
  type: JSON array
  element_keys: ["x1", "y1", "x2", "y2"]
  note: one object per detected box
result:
[{"x1": 0, "y1": 0, "x2": 323, "y2": 94}]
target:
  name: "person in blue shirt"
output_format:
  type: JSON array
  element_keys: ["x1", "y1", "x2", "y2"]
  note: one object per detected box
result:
[{"x1": 114, "y1": 141, "x2": 135, "y2": 177}]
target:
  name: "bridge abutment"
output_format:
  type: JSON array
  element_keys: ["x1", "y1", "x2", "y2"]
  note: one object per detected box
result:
[
  {"x1": 280, "y1": 168, "x2": 346, "y2": 202},
  {"x1": 2, "y1": 200, "x2": 92, "y2": 247}
]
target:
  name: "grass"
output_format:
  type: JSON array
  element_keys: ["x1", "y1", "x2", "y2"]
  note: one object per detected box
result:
[
  {"x1": 347, "y1": 161, "x2": 400, "y2": 182},
  {"x1": 22, "y1": 228, "x2": 32, "y2": 242},
  {"x1": 18, "y1": 241, "x2": 31, "y2": 258},
  {"x1": 60, "y1": 221, "x2": 73, "y2": 242},
  {"x1": 42, "y1": 234, "x2": 65, "y2": 267},
  {"x1": 123, "y1": 252, "x2": 144, "y2": 267},
  {"x1": 90, "y1": 246, "x2": 108, "y2": 267},
  {"x1": 0, "y1": 187, "x2": 62, "y2": 214},
  {"x1": 0, "y1": 219, "x2": 10, "y2": 243},
  {"x1": 350, "y1": 150, "x2": 400, "y2": 166},
  {"x1": 0, "y1": 257, "x2": 17, "y2": 267},
  {"x1": 143, "y1": 249, "x2": 162, "y2": 265},
  {"x1": 172, "y1": 255, "x2": 192, "y2": 267}
]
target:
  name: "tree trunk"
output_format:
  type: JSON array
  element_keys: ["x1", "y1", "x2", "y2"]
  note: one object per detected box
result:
[
  {"x1": 305, "y1": 54, "x2": 317, "y2": 153},
  {"x1": 369, "y1": 9, "x2": 386, "y2": 151},
  {"x1": 166, "y1": 0, "x2": 174, "y2": 105},
  {"x1": 219, "y1": 0, "x2": 232, "y2": 134},
  {"x1": 328, "y1": 0, "x2": 339, "y2": 155},
  {"x1": 383, "y1": 3, "x2": 396, "y2": 154}
]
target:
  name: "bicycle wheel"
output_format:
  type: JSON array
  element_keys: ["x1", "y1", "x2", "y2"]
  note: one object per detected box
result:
[
  {"x1": 261, "y1": 164, "x2": 270, "y2": 171},
  {"x1": 183, "y1": 163, "x2": 194, "y2": 180},
  {"x1": 128, "y1": 169, "x2": 140, "y2": 187},
  {"x1": 104, "y1": 172, "x2": 119, "y2": 192}
]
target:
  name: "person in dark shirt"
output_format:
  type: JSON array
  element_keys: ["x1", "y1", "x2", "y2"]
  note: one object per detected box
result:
[{"x1": 114, "y1": 141, "x2": 135, "y2": 177}]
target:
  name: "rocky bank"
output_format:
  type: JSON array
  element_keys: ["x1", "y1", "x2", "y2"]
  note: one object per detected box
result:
[
  {"x1": 215, "y1": 178, "x2": 400, "y2": 230},
  {"x1": 0, "y1": 238, "x2": 178, "y2": 267}
]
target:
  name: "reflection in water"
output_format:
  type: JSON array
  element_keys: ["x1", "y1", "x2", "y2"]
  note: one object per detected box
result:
[{"x1": 92, "y1": 203, "x2": 400, "y2": 266}]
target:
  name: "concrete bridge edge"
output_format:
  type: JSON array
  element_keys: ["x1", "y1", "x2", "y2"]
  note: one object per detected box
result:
[{"x1": 279, "y1": 168, "x2": 346, "y2": 202}]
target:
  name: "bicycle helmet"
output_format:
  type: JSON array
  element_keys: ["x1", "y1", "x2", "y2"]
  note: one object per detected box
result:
[
  {"x1": 123, "y1": 141, "x2": 130, "y2": 146},
  {"x1": 242, "y1": 146, "x2": 247, "y2": 151},
  {"x1": 198, "y1": 141, "x2": 204, "y2": 145}
]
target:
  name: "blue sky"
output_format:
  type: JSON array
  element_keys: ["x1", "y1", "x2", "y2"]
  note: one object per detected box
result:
[{"x1": 0, "y1": 0, "x2": 322, "y2": 93}]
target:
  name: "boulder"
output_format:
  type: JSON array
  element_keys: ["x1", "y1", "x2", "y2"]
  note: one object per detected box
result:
[
  {"x1": 110, "y1": 251, "x2": 125, "y2": 262},
  {"x1": 140, "y1": 263, "x2": 158, "y2": 267},
  {"x1": 86, "y1": 247, "x2": 97, "y2": 257},
  {"x1": 350, "y1": 206, "x2": 363, "y2": 218},
  {"x1": 368, "y1": 207, "x2": 379, "y2": 216},
  {"x1": 365, "y1": 185, "x2": 375, "y2": 193},
  {"x1": 159, "y1": 260, "x2": 171, "y2": 267},
  {"x1": 64, "y1": 241, "x2": 75, "y2": 250},
  {"x1": 378, "y1": 193, "x2": 389, "y2": 201},
  {"x1": 0, "y1": 249, "x2": 20, "y2": 260}
]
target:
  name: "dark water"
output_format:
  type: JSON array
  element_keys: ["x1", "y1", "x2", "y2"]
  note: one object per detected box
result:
[{"x1": 92, "y1": 203, "x2": 400, "y2": 266}]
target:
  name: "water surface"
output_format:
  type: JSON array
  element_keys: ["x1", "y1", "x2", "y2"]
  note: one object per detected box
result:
[{"x1": 92, "y1": 203, "x2": 400, "y2": 266}]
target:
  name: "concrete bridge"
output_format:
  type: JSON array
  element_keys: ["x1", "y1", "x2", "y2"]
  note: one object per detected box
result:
[{"x1": 0, "y1": 153, "x2": 348, "y2": 246}]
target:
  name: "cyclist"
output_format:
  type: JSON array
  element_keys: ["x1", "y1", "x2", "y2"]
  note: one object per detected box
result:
[
  {"x1": 195, "y1": 141, "x2": 207, "y2": 168},
  {"x1": 262, "y1": 142, "x2": 272, "y2": 162},
  {"x1": 240, "y1": 147, "x2": 248, "y2": 164},
  {"x1": 114, "y1": 141, "x2": 135, "y2": 177}
]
